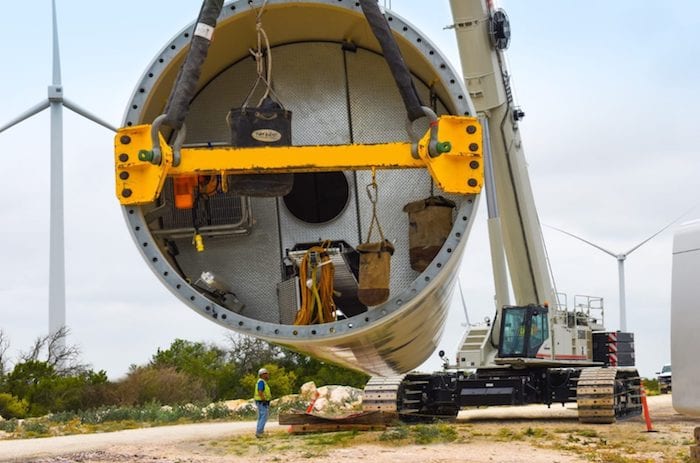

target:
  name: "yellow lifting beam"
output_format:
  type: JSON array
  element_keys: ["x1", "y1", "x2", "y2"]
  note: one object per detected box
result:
[{"x1": 114, "y1": 115, "x2": 483, "y2": 206}]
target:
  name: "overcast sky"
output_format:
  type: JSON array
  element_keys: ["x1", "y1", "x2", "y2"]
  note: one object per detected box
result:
[{"x1": 0, "y1": 0, "x2": 698, "y2": 380}]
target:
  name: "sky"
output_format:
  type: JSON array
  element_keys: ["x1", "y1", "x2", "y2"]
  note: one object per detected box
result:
[{"x1": 0, "y1": 0, "x2": 699, "y2": 381}]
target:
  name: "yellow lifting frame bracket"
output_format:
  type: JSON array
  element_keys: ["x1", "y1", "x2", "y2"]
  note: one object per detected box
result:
[{"x1": 114, "y1": 115, "x2": 483, "y2": 206}]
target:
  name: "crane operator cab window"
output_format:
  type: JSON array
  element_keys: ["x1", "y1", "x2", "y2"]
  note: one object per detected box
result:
[{"x1": 498, "y1": 305, "x2": 549, "y2": 358}]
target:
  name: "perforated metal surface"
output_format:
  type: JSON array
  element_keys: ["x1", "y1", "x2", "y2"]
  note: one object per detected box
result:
[{"x1": 121, "y1": 0, "x2": 479, "y2": 376}]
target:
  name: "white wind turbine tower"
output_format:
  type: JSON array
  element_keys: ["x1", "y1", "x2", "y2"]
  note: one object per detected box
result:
[
  {"x1": 548, "y1": 209, "x2": 693, "y2": 332},
  {"x1": 0, "y1": 0, "x2": 116, "y2": 342}
]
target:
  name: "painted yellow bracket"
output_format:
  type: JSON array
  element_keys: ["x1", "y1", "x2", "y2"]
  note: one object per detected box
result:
[{"x1": 114, "y1": 116, "x2": 483, "y2": 205}]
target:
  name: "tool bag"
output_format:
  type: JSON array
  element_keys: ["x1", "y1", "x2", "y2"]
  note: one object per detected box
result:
[
  {"x1": 226, "y1": 96, "x2": 294, "y2": 197},
  {"x1": 356, "y1": 171, "x2": 395, "y2": 307},
  {"x1": 403, "y1": 196, "x2": 456, "y2": 272},
  {"x1": 356, "y1": 240, "x2": 395, "y2": 307}
]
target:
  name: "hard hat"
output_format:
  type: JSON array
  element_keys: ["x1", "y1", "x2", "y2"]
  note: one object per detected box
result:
[{"x1": 258, "y1": 368, "x2": 269, "y2": 375}]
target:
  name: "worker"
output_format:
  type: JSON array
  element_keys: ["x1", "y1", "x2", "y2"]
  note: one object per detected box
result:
[{"x1": 254, "y1": 367, "x2": 272, "y2": 438}]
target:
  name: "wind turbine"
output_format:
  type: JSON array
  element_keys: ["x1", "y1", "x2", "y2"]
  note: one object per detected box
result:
[
  {"x1": 0, "y1": 0, "x2": 116, "y2": 343},
  {"x1": 547, "y1": 208, "x2": 694, "y2": 332}
]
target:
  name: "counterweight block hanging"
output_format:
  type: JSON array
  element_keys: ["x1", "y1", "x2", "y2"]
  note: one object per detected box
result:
[{"x1": 227, "y1": 97, "x2": 294, "y2": 197}]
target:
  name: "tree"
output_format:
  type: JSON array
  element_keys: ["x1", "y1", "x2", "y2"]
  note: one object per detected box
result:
[
  {"x1": 150, "y1": 339, "x2": 237, "y2": 400},
  {"x1": 274, "y1": 349, "x2": 369, "y2": 389},
  {"x1": 239, "y1": 363, "x2": 297, "y2": 399},
  {"x1": 115, "y1": 366, "x2": 208, "y2": 406},
  {"x1": 0, "y1": 392, "x2": 28, "y2": 419},
  {"x1": 19, "y1": 327, "x2": 88, "y2": 376},
  {"x1": 0, "y1": 329, "x2": 109, "y2": 416},
  {"x1": 226, "y1": 335, "x2": 369, "y2": 394},
  {"x1": 3, "y1": 360, "x2": 108, "y2": 416},
  {"x1": 0, "y1": 329, "x2": 9, "y2": 378},
  {"x1": 226, "y1": 335, "x2": 285, "y2": 375}
]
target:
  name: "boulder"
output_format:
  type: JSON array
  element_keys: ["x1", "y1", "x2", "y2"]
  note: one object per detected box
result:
[
  {"x1": 316, "y1": 385, "x2": 331, "y2": 399},
  {"x1": 312, "y1": 397, "x2": 329, "y2": 412},
  {"x1": 299, "y1": 381, "x2": 318, "y2": 401},
  {"x1": 224, "y1": 399, "x2": 254, "y2": 413},
  {"x1": 329, "y1": 386, "x2": 351, "y2": 404}
]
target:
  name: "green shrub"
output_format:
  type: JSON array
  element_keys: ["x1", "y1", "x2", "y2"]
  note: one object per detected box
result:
[
  {"x1": 114, "y1": 366, "x2": 209, "y2": 406},
  {"x1": 204, "y1": 402, "x2": 231, "y2": 419},
  {"x1": 0, "y1": 418, "x2": 18, "y2": 433},
  {"x1": 0, "y1": 393, "x2": 28, "y2": 419},
  {"x1": 239, "y1": 364, "x2": 297, "y2": 398},
  {"x1": 3, "y1": 361, "x2": 110, "y2": 416},
  {"x1": 642, "y1": 378, "x2": 660, "y2": 396},
  {"x1": 48, "y1": 411, "x2": 80, "y2": 423},
  {"x1": 151, "y1": 339, "x2": 237, "y2": 400},
  {"x1": 71, "y1": 401, "x2": 217, "y2": 425},
  {"x1": 412, "y1": 424, "x2": 452, "y2": 444},
  {"x1": 21, "y1": 420, "x2": 49, "y2": 436},
  {"x1": 379, "y1": 426, "x2": 409, "y2": 441}
]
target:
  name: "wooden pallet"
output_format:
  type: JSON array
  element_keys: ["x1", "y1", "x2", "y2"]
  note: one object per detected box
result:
[
  {"x1": 287, "y1": 423, "x2": 387, "y2": 434},
  {"x1": 279, "y1": 410, "x2": 394, "y2": 434},
  {"x1": 690, "y1": 427, "x2": 700, "y2": 462},
  {"x1": 279, "y1": 410, "x2": 394, "y2": 425}
]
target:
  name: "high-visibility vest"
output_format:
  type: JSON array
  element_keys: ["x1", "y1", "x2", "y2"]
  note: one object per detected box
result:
[{"x1": 253, "y1": 378, "x2": 271, "y2": 401}]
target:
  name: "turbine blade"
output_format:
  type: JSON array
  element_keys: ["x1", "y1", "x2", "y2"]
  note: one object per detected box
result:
[
  {"x1": 457, "y1": 280, "x2": 470, "y2": 326},
  {"x1": 63, "y1": 99, "x2": 118, "y2": 132},
  {"x1": 0, "y1": 100, "x2": 50, "y2": 134},
  {"x1": 545, "y1": 224, "x2": 617, "y2": 258},
  {"x1": 52, "y1": 0, "x2": 62, "y2": 86},
  {"x1": 625, "y1": 204, "x2": 700, "y2": 255}
]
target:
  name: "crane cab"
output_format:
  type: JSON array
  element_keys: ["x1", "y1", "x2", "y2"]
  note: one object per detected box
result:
[{"x1": 498, "y1": 305, "x2": 549, "y2": 359}]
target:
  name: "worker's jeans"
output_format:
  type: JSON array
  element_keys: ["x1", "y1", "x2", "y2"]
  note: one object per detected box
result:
[{"x1": 256, "y1": 401, "x2": 269, "y2": 436}]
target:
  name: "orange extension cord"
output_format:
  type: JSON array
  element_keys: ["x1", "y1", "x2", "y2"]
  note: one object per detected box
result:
[{"x1": 293, "y1": 243, "x2": 336, "y2": 325}]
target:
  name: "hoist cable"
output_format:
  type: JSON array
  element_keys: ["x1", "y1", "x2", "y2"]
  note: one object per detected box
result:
[
  {"x1": 364, "y1": 168, "x2": 387, "y2": 243},
  {"x1": 358, "y1": 0, "x2": 424, "y2": 122},
  {"x1": 162, "y1": 0, "x2": 225, "y2": 131}
]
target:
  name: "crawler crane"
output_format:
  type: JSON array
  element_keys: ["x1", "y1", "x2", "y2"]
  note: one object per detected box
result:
[{"x1": 113, "y1": 0, "x2": 641, "y2": 423}]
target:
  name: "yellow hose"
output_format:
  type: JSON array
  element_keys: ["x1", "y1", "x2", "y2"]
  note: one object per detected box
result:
[{"x1": 293, "y1": 242, "x2": 336, "y2": 325}]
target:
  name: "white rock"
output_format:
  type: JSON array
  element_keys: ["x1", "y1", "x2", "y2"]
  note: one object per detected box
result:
[
  {"x1": 299, "y1": 382, "x2": 317, "y2": 400},
  {"x1": 316, "y1": 386, "x2": 331, "y2": 399},
  {"x1": 272, "y1": 394, "x2": 300, "y2": 407},
  {"x1": 329, "y1": 386, "x2": 351, "y2": 404},
  {"x1": 313, "y1": 397, "x2": 329, "y2": 412},
  {"x1": 224, "y1": 399, "x2": 252, "y2": 412}
]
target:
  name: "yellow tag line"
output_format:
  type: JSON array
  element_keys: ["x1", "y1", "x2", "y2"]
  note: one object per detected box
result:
[{"x1": 114, "y1": 116, "x2": 484, "y2": 205}]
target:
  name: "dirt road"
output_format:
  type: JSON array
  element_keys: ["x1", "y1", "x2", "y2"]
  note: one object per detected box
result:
[{"x1": 1, "y1": 395, "x2": 696, "y2": 463}]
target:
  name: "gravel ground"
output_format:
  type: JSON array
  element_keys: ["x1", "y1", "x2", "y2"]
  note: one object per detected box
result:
[{"x1": 1, "y1": 395, "x2": 695, "y2": 463}]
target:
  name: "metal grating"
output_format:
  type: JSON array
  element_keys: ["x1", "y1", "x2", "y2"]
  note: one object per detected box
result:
[{"x1": 158, "y1": 178, "x2": 248, "y2": 232}]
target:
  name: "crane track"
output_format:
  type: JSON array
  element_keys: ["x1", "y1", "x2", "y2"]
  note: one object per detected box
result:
[
  {"x1": 362, "y1": 375, "x2": 404, "y2": 414},
  {"x1": 363, "y1": 374, "x2": 459, "y2": 422},
  {"x1": 576, "y1": 367, "x2": 642, "y2": 424}
]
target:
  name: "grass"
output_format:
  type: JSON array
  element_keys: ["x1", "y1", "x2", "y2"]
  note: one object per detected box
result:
[
  {"x1": 214, "y1": 423, "x2": 461, "y2": 459},
  {"x1": 1, "y1": 398, "x2": 695, "y2": 462}
]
